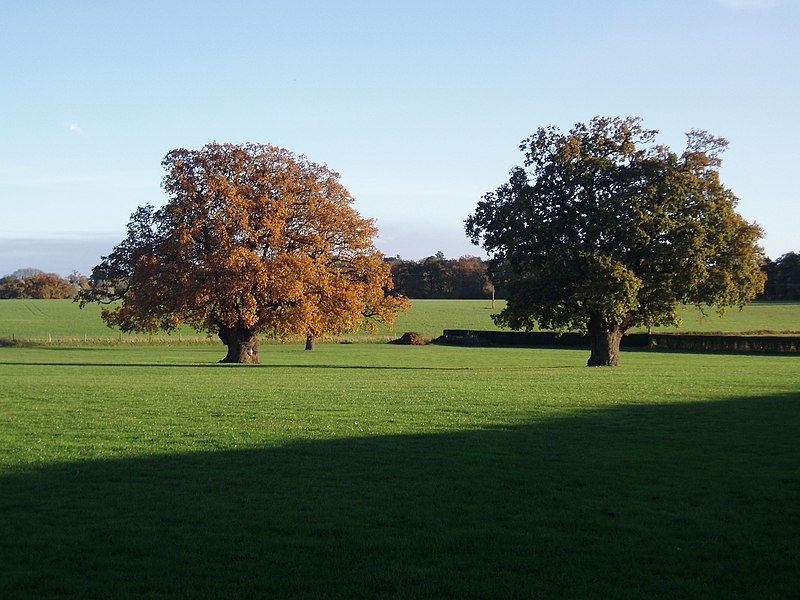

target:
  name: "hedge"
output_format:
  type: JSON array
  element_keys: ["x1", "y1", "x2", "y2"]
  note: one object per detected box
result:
[{"x1": 437, "y1": 330, "x2": 799, "y2": 354}]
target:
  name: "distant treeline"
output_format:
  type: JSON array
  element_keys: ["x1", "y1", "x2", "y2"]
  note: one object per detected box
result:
[
  {"x1": 387, "y1": 254, "x2": 501, "y2": 299},
  {"x1": 388, "y1": 251, "x2": 800, "y2": 301},
  {"x1": 760, "y1": 252, "x2": 800, "y2": 300},
  {"x1": 2, "y1": 251, "x2": 798, "y2": 301},
  {"x1": 0, "y1": 269, "x2": 88, "y2": 299}
]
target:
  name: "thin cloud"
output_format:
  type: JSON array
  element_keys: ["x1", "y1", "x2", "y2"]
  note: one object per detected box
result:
[
  {"x1": 67, "y1": 122, "x2": 84, "y2": 135},
  {"x1": 712, "y1": 0, "x2": 780, "y2": 10}
]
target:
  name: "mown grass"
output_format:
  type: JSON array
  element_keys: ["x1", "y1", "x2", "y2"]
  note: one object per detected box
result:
[
  {"x1": 0, "y1": 298, "x2": 798, "y2": 342},
  {"x1": 1, "y1": 343, "x2": 799, "y2": 598},
  {"x1": 0, "y1": 299, "x2": 205, "y2": 341}
]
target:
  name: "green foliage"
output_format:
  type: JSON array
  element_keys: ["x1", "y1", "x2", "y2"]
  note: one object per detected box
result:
[
  {"x1": 466, "y1": 117, "x2": 766, "y2": 361},
  {"x1": 388, "y1": 255, "x2": 494, "y2": 299},
  {"x1": 1, "y1": 344, "x2": 798, "y2": 597},
  {"x1": 0, "y1": 276, "x2": 24, "y2": 299},
  {"x1": 762, "y1": 252, "x2": 800, "y2": 300}
]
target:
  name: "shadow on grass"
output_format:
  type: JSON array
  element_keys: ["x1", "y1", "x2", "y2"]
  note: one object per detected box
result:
[{"x1": 2, "y1": 395, "x2": 798, "y2": 598}]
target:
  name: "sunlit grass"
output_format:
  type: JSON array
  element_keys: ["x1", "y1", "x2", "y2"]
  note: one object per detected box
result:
[
  {"x1": 0, "y1": 298, "x2": 798, "y2": 342},
  {"x1": 1, "y1": 343, "x2": 798, "y2": 597}
]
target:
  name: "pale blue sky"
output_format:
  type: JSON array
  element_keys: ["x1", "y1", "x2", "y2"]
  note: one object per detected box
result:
[{"x1": 1, "y1": 0, "x2": 797, "y2": 276}]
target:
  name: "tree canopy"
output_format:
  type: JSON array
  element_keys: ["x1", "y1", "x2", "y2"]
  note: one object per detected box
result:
[
  {"x1": 760, "y1": 252, "x2": 800, "y2": 300},
  {"x1": 388, "y1": 255, "x2": 493, "y2": 299},
  {"x1": 466, "y1": 116, "x2": 766, "y2": 366},
  {"x1": 0, "y1": 272, "x2": 76, "y2": 299},
  {"x1": 79, "y1": 143, "x2": 408, "y2": 363}
]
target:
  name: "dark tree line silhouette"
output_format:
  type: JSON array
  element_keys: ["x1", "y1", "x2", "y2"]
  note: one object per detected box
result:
[
  {"x1": 387, "y1": 251, "x2": 799, "y2": 301},
  {"x1": 386, "y1": 254, "x2": 498, "y2": 299},
  {"x1": 760, "y1": 252, "x2": 800, "y2": 300}
]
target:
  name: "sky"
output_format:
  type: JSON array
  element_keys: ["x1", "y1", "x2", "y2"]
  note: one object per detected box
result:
[{"x1": 1, "y1": 0, "x2": 798, "y2": 276}]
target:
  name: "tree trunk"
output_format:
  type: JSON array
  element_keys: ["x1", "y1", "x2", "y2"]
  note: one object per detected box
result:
[
  {"x1": 586, "y1": 314, "x2": 623, "y2": 367},
  {"x1": 218, "y1": 326, "x2": 260, "y2": 364},
  {"x1": 305, "y1": 334, "x2": 316, "y2": 351}
]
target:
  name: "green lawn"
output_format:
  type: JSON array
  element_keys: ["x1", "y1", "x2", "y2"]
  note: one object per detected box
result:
[
  {"x1": 1, "y1": 343, "x2": 799, "y2": 598},
  {"x1": 1, "y1": 298, "x2": 798, "y2": 342},
  {"x1": 648, "y1": 300, "x2": 800, "y2": 334}
]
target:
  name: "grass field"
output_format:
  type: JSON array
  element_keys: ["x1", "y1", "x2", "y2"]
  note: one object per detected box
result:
[
  {"x1": 1, "y1": 342, "x2": 799, "y2": 598},
  {"x1": 1, "y1": 298, "x2": 799, "y2": 342}
]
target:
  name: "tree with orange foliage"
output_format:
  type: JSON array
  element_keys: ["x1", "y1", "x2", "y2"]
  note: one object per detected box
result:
[
  {"x1": 0, "y1": 272, "x2": 74, "y2": 299},
  {"x1": 78, "y1": 143, "x2": 408, "y2": 363},
  {"x1": 22, "y1": 273, "x2": 74, "y2": 299}
]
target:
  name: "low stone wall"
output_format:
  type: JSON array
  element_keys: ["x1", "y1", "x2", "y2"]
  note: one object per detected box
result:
[
  {"x1": 649, "y1": 333, "x2": 799, "y2": 353},
  {"x1": 437, "y1": 330, "x2": 799, "y2": 354}
]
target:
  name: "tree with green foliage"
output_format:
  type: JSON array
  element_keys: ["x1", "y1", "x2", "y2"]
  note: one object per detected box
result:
[
  {"x1": 466, "y1": 116, "x2": 766, "y2": 366},
  {"x1": 761, "y1": 252, "x2": 800, "y2": 300},
  {"x1": 0, "y1": 276, "x2": 25, "y2": 299},
  {"x1": 388, "y1": 255, "x2": 493, "y2": 299}
]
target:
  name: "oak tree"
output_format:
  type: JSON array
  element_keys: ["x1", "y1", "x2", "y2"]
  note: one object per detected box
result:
[
  {"x1": 761, "y1": 252, "x2": 800, "y2": 300},
  {"x1": 79, "y1": 143, "x2": 408, "y2": 363},
  {"x1": 466, "y1": 117, "x2": 766, "y2": 366}
]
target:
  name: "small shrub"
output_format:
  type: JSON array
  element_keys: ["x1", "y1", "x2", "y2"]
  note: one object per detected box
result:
[{"x1": 390, "y1": 332, "x2": 428, "y2": 345}]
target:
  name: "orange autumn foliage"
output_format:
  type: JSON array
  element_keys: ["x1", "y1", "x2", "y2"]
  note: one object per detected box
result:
[{"x1": 79, "y1": 143, "x2": 408, "y2": 363}]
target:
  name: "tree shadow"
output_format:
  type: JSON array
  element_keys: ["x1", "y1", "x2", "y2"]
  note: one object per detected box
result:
[{"x1": 1, "y1": 395, "x2": 798, "y2": 598}]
